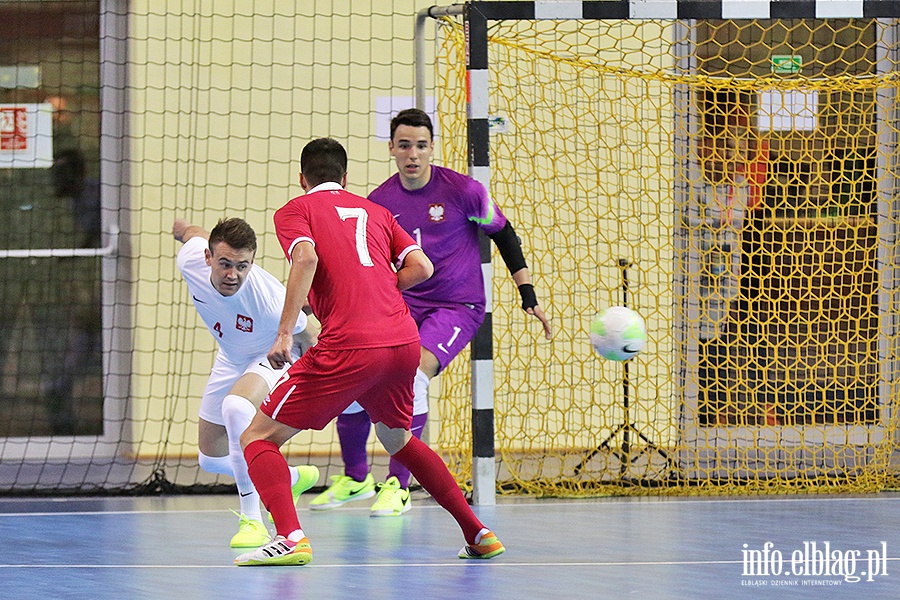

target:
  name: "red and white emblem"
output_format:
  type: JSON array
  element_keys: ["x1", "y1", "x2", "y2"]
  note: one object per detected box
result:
[
  {"x1": 428, "y1": 204, "x2": 445, "y2": 222},
  {"x1": 236, "y1": 314, "x2": 253, "y2": 332}
]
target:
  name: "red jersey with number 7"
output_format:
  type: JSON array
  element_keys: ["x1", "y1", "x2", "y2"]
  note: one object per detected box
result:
[{"x1": 273, "y1": 184, "x2": 421, "y2": 350}]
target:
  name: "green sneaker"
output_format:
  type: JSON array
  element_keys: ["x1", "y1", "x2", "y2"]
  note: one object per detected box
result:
[
  {"x1": 309, "y1": 473, "x2": 375, "y2": 511},
  {"x1": 369, "y1": 476, "x2": 411, "y2": 517},
  {"x1": 230, "y1": 514, "x2": 270, "y2": 548},
  {"x1": 269, "y1": 465, "x2": 320, "y2": 524},
  {"x1": 291, "y1": 465, "x2": 320, "y2": 504}
]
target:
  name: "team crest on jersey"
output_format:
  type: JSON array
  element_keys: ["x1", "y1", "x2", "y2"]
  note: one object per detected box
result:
[
  {"x1": 428, "y1": 204, "x2": 445, "y2": 222},
  {"x1": 236, "y1": 314, "x2": 253, "y2": 332}
]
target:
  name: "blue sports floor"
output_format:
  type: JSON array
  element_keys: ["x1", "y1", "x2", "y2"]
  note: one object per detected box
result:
[{"x1": 1, "y1": 492, "x2": 899, "y2": 599}]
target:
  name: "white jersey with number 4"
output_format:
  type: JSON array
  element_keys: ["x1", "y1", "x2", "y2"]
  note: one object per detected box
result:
[{"x1": 176, "y1": 236, "x2": 306, "y2": 363}]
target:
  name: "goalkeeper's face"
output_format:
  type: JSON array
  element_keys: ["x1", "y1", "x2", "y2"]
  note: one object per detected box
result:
[
  {"x1": 205, "y1": 242, "x2": 255, "y2": 297},
  {"x1": 390, "y1": 124, "x2": 434, "y2": 191}
]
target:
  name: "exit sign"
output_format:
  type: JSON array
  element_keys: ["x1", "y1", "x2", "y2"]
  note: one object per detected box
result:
[{"x1": 772, "y1": 55, "x2": 802, "y2": 74}]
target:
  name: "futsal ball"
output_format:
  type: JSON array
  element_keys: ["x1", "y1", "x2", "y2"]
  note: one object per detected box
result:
[{"x1": 589, "y1": 306, "x2": 647, "y2": 361}]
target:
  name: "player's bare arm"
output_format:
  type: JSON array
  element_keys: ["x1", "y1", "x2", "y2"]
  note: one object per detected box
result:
[
  {"x1": 172, "y1": 218, "x2": 209, "y2": 243},
  {"x1": 397, "y1": 248, "x2": 433, "y2": 291},
  {"x1": 268, "y1": 240, "x2": 318, "y2": 369}
]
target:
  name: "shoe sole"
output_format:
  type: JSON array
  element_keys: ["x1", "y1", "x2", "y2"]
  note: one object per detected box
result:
[
  {"x1": 309, "y1": 489, "x2": 375, "y2": 510},
  {"x1": 235, "y1": 542, "x2": 313, "y2": 566},
  {"x1": 459, "y1": 544, "x2": 505, "y2": 559},
  {"x1": 235, "y1": 551, "x2": 312, "y2": 566},
  {"x1": 370, "y1": 498, "x2": 411, "y2": 517}
]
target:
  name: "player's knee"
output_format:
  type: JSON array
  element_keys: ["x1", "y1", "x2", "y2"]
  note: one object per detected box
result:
[
  {"x1": 221, "y1": 394, "x2": 255, "y2": 425},
  {"x1": 375, "y1": 423, "x2": 411, "y2": 455},
  {"x1": 197, "y1": 451, "x2": 232, "y2": 476}
]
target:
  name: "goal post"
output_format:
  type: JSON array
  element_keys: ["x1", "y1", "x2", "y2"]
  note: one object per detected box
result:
[{"x1": 420, "y1": 0, "x2": 900, "y2": 500}]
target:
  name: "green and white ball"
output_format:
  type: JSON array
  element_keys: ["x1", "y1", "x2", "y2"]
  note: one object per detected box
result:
[{"x1": 589, "y1": 306, "x2": 647, "y2": 361}]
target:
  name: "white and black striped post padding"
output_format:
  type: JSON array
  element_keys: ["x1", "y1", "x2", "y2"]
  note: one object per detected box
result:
[
  {"x1": 466, "y1": 4, "x2": 496, "y2": 507},
  {"x1": 467, "y1": 1, "x2": 900, "y2": 21}
]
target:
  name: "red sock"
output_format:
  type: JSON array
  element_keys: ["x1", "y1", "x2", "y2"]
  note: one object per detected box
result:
[
  {"x1": 243, "y1": 439, "x2": 300, "y2": 537},
  {"x1": 392, "y1": 436, "x2": 484, "y2": 543}
]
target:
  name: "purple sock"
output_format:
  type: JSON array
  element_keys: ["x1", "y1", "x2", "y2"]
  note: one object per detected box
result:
[
  {"x1": 388, "y1": 412, "x2": 427, "y2": 489},
  {"x1": 337, "y1": 410, "x2": 372, "y2": 482}
]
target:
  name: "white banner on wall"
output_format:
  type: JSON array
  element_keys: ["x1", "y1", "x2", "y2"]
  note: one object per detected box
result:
[{"x1": 0, "y1": 103, "x2": 53, "y2": 168}]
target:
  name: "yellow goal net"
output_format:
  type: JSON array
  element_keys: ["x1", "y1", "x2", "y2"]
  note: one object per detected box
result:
[{"x1": 432, "y1": 13, "x2": 900, "y2": 496}]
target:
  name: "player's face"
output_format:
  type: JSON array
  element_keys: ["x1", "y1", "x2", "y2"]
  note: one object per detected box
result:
[
  {"x1": 205, "y1": 242, "x2": 255, "y2": 297},
  {"x1": 390, "y1": 125, "x2": 434, "y2": 191}
]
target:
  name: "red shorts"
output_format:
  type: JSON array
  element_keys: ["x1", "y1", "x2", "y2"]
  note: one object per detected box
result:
[{"x1": 261, "y1": 342, "x2": 419, "y2": 430}]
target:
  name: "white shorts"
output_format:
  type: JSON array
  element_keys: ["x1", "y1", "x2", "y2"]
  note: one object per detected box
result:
[{"x1": 198, "y1": 353, "x2": 289, "y2": 426}]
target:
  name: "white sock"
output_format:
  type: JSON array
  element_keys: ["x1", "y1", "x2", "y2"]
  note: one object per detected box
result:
[
  {"x1": 198, "y1": 451, "x2": 233, "y2": 476},
  {"x1": 474, "y1": 527, "x2": 490, "y2": 544},
  {"x1": 222, "y1": 394, "x2": 263, "y2": 522},
  {"x1": 287, "y1": 529, "x2": 306, "y2": 542},
  {"x1": 412, "y1": 368, "x2": 430, "y2": 416}
]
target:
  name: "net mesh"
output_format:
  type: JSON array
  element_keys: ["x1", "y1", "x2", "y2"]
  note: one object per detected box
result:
[
  {"x1": 2, "y1": 2, "x2": 900, "y2": 498},
  {"x1": 433, "y1": 15, "x2": 900, "y2": 495},
  {"x1": 0, "y1": 0, "x2": 435, "y2": 495}
]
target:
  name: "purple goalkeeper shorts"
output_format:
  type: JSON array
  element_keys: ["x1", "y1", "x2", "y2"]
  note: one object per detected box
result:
[{"x1": 406, "y1": 299, "x2": 485, "y2": 373}]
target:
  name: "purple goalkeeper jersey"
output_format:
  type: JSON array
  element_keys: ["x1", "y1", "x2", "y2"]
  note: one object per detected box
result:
[{"x1": 369, "y1": 165, "x2": 507, "y2": 308}]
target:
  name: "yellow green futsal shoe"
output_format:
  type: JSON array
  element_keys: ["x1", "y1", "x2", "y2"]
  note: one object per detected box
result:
[
  {"x1": 309, "y1": 473, "x2": 375, "y2": 510},
  {"x1": 230, "y1": 514, "x2": 270, "y2": 548},
  {"x1": 370, "y1": 476, "x2": 411, "y2": 517},
  {"x1": 269, "y1": 465, "x2": 320, "y2": 524}
]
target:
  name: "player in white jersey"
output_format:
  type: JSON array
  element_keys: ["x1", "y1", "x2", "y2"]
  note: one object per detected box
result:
[{"x1": 173, "y1": 217, "x2": 320, "y2": 548}]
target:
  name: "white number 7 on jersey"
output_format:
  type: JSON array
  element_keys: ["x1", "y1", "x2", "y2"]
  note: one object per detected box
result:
[{"x1": 336, "y1": 206, "x2": 374, "y2": 267}]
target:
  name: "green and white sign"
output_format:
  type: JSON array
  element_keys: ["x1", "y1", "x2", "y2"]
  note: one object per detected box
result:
[{"x1": 772, "y1": 55, "x2": 802, "y2": 74}]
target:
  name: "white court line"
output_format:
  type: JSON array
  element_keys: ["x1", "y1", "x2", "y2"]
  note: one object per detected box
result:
[
  {"x1": 0, "y1": 509, "x2": 235, "y2": 517},
  {"x1": 1, "y1": 492, "x2": 898, "y2": 518}
]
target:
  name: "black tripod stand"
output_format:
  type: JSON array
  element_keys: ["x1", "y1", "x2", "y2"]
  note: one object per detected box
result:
[{"x1": 575, "y1": 259, "x2": 672, "y2": 476}]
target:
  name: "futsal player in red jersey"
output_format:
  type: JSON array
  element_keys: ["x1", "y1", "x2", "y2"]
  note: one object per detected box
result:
[{"x1": 234, "y1": 137, "x2": 505, "y2": 566}]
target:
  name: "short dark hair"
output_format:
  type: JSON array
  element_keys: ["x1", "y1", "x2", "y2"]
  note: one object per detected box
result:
[
  {"x1": 208, "y1": 218, "x2": 257, "y2": 254},
  {"x1": 390, "y1": 108, "x2": 433, "y2": 141},
  {"x1": 300, "y1": 137, "x2": 348, "y2": 188}
]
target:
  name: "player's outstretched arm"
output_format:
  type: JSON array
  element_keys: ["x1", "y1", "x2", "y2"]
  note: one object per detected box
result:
[
  {"x1": 397, "y1": 248, "x2": 433, "y2": 291},
  {"x1": 489, "y1": 222, "x2": 552, "y2": 339},
  {"x1": 268, "y1": 241, "x2": 317, "y2": 369},
  {"x1": 172, "y1": 218, "x2": 209, "y2": 244}
]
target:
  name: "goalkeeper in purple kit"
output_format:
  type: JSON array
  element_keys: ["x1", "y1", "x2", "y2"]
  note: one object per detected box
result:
[{"x1": 309, "y1": 108, "x2": 552, "y2": 516}]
